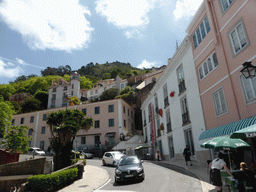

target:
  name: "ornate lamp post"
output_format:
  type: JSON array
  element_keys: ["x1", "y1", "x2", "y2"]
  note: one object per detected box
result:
[{"x1": 240, "y1": 62, "x2": 256, "y2": 79}]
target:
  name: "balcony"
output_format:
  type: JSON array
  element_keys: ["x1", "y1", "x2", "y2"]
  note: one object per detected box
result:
[
  {"x1": 51, "y1": 97, "x2": 56, "y2": 101},
  {"x1": 157, "y1": 129, "x2": 161, "y2": 137},
  {"x1": 182, "y1": 111, "x2": 190, "y2": 125},
  {"x1": 164, "y1": 97, "x2": 169, "y2": 107},
  {"x1": 178, "y1": 80, "x2": 186, "y2": 93},
  {"x1": 167, "y1": 122, "x2": 172, "y2": 132}
]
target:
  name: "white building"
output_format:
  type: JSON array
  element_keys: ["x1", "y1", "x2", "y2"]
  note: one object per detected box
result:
[
  {"x1": 85, "y1": 75, "x2": 128, "y2": 100},
  {"x1": 141, "y1": 36, "x2": 206, "y2": 162},
  {"x1": 47, "y1": 72, "x2": 81, "y2": 109}
]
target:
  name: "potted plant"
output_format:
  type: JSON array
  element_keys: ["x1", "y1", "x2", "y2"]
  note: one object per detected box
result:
[{"x1": 159, "y1": 123, "x2": 164, "y2": 131}]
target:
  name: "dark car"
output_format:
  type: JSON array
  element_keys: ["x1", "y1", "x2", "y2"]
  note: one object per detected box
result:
[{"x1": 115, "y1": 156, "x2": 145, "y2": 183}]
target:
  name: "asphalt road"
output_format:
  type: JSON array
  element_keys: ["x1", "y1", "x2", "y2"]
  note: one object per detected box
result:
[{"x1": 87, "y1": 159, "x2": 202, "y2": 192}]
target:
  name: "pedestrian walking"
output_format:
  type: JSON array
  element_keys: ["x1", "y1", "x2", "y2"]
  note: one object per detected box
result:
[
  {"x1": 183, "y1": 145, "x2": 192, "y2": 166},
  {"x1": 209, "y1": 152, "x2": 233, "y2": 192}
]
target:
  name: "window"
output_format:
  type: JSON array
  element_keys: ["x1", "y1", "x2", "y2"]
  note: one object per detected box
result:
[
  {"x1": 154, "y1": 94, "x2": 159, "y2": 111},
  {"x1": 128, "y1": 109, "x2": 130, "y2": 116},
  {"x1": 109, "y1": 119, "x2": 114, "y2": 127},
  {"x1": 213, "y1": 88, "x2": 228, "y2": 116},
  {"x1": 121, "y1": 84, "x2": 124, "y2": 89},
  {"x1": 53, "y1": 88, "x2": 56, "y2": 92},
  {"x1": 43, "y1": 114, "x2": 47, "y2": 121},
  {"x1": 95, "y1": 90, "x2": 98, "y2": 94},
  {"x1": 95, "y1": 135, "x2": 100, "y2": 146},
  {"x1": 143, "y1": 110, "x2": 146, "y2": 126},
  {"x1": 108, "y1": 105, "x2": 114, "y2": 113},
  {"x1": 166, "y1": 110, "x2": 172, "y2": 132},
  {"x1": 30, "y1": 116, "x2": 34, "y2": 123},
  {"x1": 41, "y1": 126, "x2": 46, "y2": 134},
  {"x1": 81, "y1": 137, "x2": 86, "y2": 145},
  {"x1": 123, "y1": 106, "x2": 125, "y2": 114},
  {"x1": 131, "y1": 111, "x2": 133, "y2": 118},
  {"x1": 95, "y1": 120, "x2": 100, "y2": 128},
  {"x1": 28, "y1": 141, "x2": 32, "y2": 147},
  {"x1": 177, "y1": 66, "x2": 186, "y2": 93},
  {"x1": 52, "y1": 94, "x2": 56, "y2": 100},
  {"x1": 198, "y1": 52, "x2": 219, "y2": 80},
  {"x1": 193, "y1": 16, "x2": 211, "y2": 49},
  {"x1": 20, "y1": 118, "x2": 24, "y2": 124},
  {"x1": 12, "y1": 119, "x2": 15, "y2": 125},
  {"x1": 163, "y1": 84, "x2": 169, "y2": 107},
  {"x1": 63, "y1": 86, "x2": 67, "y2": 91},
  {"x1": 181, "y1": 97, "x2": 190, "y2": 125},
  {"x1": 90, "y1": 91, "x2": 93, "y2": 95},
  {"x1": 40, "y1": 141, "x2": 45, "y2": 150},
  {"x1": 124, "y1": 119, "x2": 126, "y2": 127},
  {"x1": 184, "y1": 129, "x2": 195, "y2": 156},
  {"x1": 82, "y1": 108, "x2": 87, "y2": 115},
  {"x1": 71, "y1": 91, "x2": 73, "y2": 96},
  {"x1": 221, "y1": 0, "x2": 234, "y2": 12},
  {"x1": 72, "y1": 84, "x2": 74, "y2": 89},
  {"x1": 148, "y1": 105, "x2": 151, "y2": 122},
  {"x1": 28, "y1": 128, "x2": 33, "y2": 135},
  {"x1": 95, "y1": 107, "x2": 100, "y2": 114},
  {"x1": 230, "y1": 22, "x2": 248, "y2": 54},
  {"x1": 241, "y1": 76, "x2": 256, "y2": 102}
]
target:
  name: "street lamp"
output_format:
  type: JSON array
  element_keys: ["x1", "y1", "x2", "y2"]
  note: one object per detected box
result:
[{"x1": 240, "y1": 62, "x2": 256, "y2": 79}]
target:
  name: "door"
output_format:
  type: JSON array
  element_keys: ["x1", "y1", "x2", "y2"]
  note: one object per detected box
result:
[
  {"x1": 184, "y1": 129, "x2": 195, "y2": 155},
  {"x1": 95, "y1": 135, "x2": 100, "y2": 147},
  {"x1": 109, "y1": 137, "x2": 115, "y2": 147},
  {"x1": 168, "y1": 136, "x2": 175, "y2": 158},
  {"x1": 158, "y1": 140, "x2": 163, "y2": 160}
]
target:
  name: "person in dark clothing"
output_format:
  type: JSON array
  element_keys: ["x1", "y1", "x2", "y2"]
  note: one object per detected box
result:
[
  {"x1": 234, "y1": 162, "x2": 256, "y2": 192},
  {"x1": 183, "y1": 145, "x2": 192, "y2": 166}
]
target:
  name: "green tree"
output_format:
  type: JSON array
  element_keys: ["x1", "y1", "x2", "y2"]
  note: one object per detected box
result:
[
  {"x1": 20, "y1": 98, "x2": 41, "y2": 113},
  {"x1": 9, "y1": 101, "x2": 22, "y2": 114},
  {"x1": 0, "y1": 96, "x2": 15, "y2": 137},
  {"x1": 115, "y1": 86, "x2": 136, "y2": 105},
  {"x1": 0, "y1": 84, "x2": 16, "y2": 101},
  {"x1": 68, "y1": 96, "x2": 81, "y2": 105},
  {"x1": 34, "y1": 90, "x2": 49, "y2": 109},
  {"x1": 46, "y1": 109, "x2": 93, "y2": 170},
  {"x1": 80, "y1": 76, "x2": 92, "y2": 89},
  {"x1": 100, "y1": 87, "x2": 119, "y2": 101},
  {"x1": 1, "y1": 125, "x2": 31, "y2": 155}
]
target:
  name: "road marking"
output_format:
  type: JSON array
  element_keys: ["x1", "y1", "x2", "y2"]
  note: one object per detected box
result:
[
  {"x1": 95, "y1": 191, "x2": 137, "y2": 192},
  {"x1": 94, "y1": 179, "x2": 111, "y2": 191}
]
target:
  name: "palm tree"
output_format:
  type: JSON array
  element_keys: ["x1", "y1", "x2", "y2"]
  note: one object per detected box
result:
[{"x1": 46, "y1": 109, "x2": 93, "y2": 170}]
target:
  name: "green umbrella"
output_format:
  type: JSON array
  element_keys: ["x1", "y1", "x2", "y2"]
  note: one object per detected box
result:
[
  {"x1": 230, "y1": 124, "x2": 256, "y2": 139},
  {"x1": 201, "y1": 136, "x2": 250, "y2": 151}
]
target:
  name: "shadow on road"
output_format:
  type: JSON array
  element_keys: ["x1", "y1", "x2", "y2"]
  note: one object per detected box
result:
[
  {"x1": 151, "y1": 161, "x2": 199, "y2": 180},
  {"x1": 113, "y1": 179, "x2": 143, "y2": 187}
]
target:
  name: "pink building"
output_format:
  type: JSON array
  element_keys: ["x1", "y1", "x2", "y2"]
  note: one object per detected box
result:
[
  {"x1": 11, "y1": 99, "x2": 135, "y2": 153},
  {"x1": 186, "y1": 0, "x2": 256, "y2": 143}
]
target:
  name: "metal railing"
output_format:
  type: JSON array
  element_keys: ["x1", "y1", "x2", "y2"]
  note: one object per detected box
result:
[
  {"x1": 178, "y1": 80, "x2": 186, "y2": 93},
  {"x1": 182, "y1": 111, "x2": 190, "y2": 125},
  {"x1": 164, "y1": 97, "x2": 169, "y2": 107},
  {"x1": 167, "y1": 122, "x2": 172, "y2": 132}
]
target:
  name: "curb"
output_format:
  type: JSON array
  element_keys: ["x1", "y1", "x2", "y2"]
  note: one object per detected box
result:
[{"x1": 93, "y1": 167, "x2": 110, "y2": 191}]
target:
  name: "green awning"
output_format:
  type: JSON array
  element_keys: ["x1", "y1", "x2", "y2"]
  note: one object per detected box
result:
[
  {"x1": 231, "y1": 124, "x2": 256, "y2": 139},
  {"x1": 199, "y1": 115, "x2": 256, "y2": 140},
  {"x1": 105, "y1": 132, "x2": 116, "y2": 137}
]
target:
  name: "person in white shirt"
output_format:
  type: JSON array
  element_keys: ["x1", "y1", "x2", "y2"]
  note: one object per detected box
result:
[{"x1": 209, "y1": 152, "x2": 233, "y2": 192}]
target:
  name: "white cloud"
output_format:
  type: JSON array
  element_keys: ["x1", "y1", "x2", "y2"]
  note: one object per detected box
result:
[
  {"x1": 125, "y1": 29, "x2": 144, "y2": 39},
  {"x1": 137, "y1": 59, "x2": 159, "y2": 69},
  {"x1": 95, "y1": 0, "x2": 154, "y2": 28},
  {"x1": 0, "y1": 0, "x2": 93, "y2": 52},
  {"x1": 173, "y1": 0, "x2": 203, "y2": 20},
  {"x1": 0, "y1": 59, "x2": 23, "y2": 78}
]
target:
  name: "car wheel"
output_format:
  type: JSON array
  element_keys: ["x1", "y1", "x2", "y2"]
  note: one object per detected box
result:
[
  {"x1": 102, "y1": 160, "x2": 106, "y2": 166},
  {"x1": 115, "y1": 177, "x2": 120, "y2": 184}
]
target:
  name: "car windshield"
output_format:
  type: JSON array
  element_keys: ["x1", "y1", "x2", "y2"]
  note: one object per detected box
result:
[
  {"x1": 112, "y1": 153, "x2": 123, "y2": 158},
  {"x1": 35, "y1": 149, "x2": 43, "y2": 151},
  {"x1": 119, "y1": 157, "x2": 140, "y2": 166}
]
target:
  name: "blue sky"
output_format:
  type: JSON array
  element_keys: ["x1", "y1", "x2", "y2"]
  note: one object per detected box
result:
[{"x1": 0, "y1": 0, "x2": 203, "y2": 84}]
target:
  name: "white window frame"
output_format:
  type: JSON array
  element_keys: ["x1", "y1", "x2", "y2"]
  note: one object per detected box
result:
[
  {"x1": 240, "y1": 75, "x2": 256, "y2": 103},
  {"x1": 220, "y1": 0, "x2": 234, "y2": 13},
  {"x1": 212, "y1": 88, "x2": 228, "y2": 116},
  {"x1": 81, "y1": 136, "x2": 86, "y2": 145},
  {"x1": 198, "y1": 52, "x2": 219, "y2": 80},
  {"x1": 193, "y1": 16, "x2": 210, "y2": 49},
  {"x1": 229, "y1": 22, "x2": 248, "y2": 55}
]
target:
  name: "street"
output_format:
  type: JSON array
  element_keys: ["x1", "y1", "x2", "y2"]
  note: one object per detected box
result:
[{"x1": 87, "y1": 159, "x2": 202, "y2": 192}]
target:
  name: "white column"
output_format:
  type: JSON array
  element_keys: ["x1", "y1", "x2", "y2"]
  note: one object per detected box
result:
[{"x1": 33, "y1": 112, "x2": 40, "y2": 147}]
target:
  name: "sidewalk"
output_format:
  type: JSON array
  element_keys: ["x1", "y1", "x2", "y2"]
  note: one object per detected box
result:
[
  {"x1": 153, "y1": 158, "x2": 232, "y2": 192},
  {"x1": 58, "y1": 165, "x2": 109, "y2": 192}
]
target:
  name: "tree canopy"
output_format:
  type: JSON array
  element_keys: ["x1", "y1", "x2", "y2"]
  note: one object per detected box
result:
[
  {"x1": 20, "y1": 98, "x2": 42, "y2": 113},
  {"x1": 100, "y1": 87, "x2": 119, "y2": 101}
]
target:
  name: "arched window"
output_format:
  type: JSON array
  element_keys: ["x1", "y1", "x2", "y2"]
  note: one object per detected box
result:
[
  {"x1": 208, "y1": 58, "x2": 213, "y2": 72},
  {"x1": 203, "y1": 62, "x2": 209, "y2": 75},
  {"x1": 199, "y1": 66, "x2": 204, "y2": 80},
  {"x1": 212, "y1": 53, "x2": 218, "y2": 67}
]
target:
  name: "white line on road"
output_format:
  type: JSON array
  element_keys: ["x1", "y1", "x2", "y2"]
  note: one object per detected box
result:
[
  {"x1": 95, "y1": 191, "x2": 137, "y2": 192},
  {"x1": 94, "y1": 179, "x2": 111, "y2": 191}
]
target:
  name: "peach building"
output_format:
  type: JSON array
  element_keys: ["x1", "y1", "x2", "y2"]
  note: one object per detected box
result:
[
  {"x1": 11, "y1": 99, "x2": 134, "y2": 152},
  {"x1": 186, "y1": 0, "x2": 256, "y2": 143}
]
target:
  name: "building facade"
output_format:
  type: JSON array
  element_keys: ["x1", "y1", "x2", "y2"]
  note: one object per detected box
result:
[
  {"x1": 11, "y1": 99, "x2": 134, "y2": 152},
  {"x1": 141, "y1": 36, "x2": 206, "y2": 162},
  {"x1": 186, "y1": 0, "x2": 256, "y2": 147}
]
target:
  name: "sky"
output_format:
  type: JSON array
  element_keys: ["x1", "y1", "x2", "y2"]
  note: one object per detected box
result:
[{"x1": 0, "y1": 0, "x2": 203, "y2": 84}]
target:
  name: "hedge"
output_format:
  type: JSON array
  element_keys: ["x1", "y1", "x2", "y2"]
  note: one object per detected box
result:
[{"x1": 27, "y1": 167, "x2": 78, "y2": 192}]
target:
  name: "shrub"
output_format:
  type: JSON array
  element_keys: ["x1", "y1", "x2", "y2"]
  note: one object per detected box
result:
[{"x1": 27, "y1": 167, "x2": 78, "y2": 192}]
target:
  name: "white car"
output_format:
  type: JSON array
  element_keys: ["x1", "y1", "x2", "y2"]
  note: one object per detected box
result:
[
  {"x1": 102, "y1": 151, "x2": 125, "y2": 166},
  {"x1": 79, "y1": 151, "x2": 94, "y2": 159},
  {"x1": 27, "y1": 147, "x2": 46, "y2": 156}
]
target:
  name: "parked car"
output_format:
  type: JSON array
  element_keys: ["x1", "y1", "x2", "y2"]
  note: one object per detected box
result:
[
  {"x1": 102, "y1": 151, "x2": 125, "y2": 166},
  {"x1": 115, "y1": 156, "x2": 145, "y2": 183},
  {"x1": 27, "y1": 147, "x2": 46, "y2": 156},
  {"x1": 79, "y1": 151, "x2": 94, "y2": 159}
]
